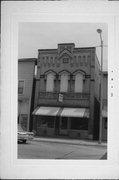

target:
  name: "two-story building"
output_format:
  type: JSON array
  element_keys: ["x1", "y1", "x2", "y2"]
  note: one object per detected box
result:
[
  {"x1": 32, "y1": 43, "x2": 101, "y2": 140},
  {"x1": 18, "y1": 58, "x2": 37, "y2": 131}
]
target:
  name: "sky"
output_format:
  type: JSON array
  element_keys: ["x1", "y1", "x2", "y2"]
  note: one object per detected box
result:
[{"x1": 18, "y1": 23, "x2": 108, "y2": 71}]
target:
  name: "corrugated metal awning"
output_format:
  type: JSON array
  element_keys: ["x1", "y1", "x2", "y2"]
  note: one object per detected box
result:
[
  {"x1": 60, "y1": 108, "x2": 89, "y2": 118},
  {"x1": 32, "y1": 106, "x2": 60, "y2": 116}
]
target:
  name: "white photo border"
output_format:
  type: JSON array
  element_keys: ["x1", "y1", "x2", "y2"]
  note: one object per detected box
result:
[{"x1": 1, "y1": 1, "x2": 119, "y2": 179}]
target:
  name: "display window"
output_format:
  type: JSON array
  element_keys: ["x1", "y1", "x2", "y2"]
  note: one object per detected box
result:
[{"x1": 71, "y1": 118, "x2": 88, "y2": 130}]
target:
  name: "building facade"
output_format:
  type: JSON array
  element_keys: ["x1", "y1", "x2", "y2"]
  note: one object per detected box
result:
[
  {"x1": 32, "y1": 43, "x2": 101, "y2": 140},
  {"x1": 102, "y1": 72, "x2": 108, "y2": 141},
  {"x1": 18, "y1": 58, "x2": 37, "y2": 131}
]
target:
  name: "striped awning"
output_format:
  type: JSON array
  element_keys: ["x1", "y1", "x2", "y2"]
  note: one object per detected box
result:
[
  {"x1": 33, "y1": 106, "x2": 89, "y2": 118},
  {"x1": 60, "y1": 108, "x2": 89, "y2": 118},
  {"x1": 32, "y1": 106, "x2": 60, "y2": 116}
]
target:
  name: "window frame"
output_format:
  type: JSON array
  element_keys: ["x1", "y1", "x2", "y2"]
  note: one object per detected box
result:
[
  {"x1": 74, "y1": 73, "x2": 83, "y2": 93},
  {"x1": 72, "y1": 70, "x2": 85, "y2": 93},
  {"x1": 60, "y1": 73, "x2": 69, "y2": 92},
  {"x1": 45, "y1": 71, "x2": 56, "y2": 92},
  {"x1": 18, "y1": 79, "x2": 25, "y2": 95},
  {"x1": 59, "y1": 71, "x2": 70, "y2": 93}
]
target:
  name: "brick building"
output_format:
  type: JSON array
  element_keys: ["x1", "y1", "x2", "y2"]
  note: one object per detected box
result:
[
  {"x1": 18, "y1": 58, "x2": 37, "y2": 131},
  {"x1": 32, "y1": 43, "x2": 101, "y2": 140},
  {"x1": 102, "y1": 71, "x2": 108, "y2": 141}
]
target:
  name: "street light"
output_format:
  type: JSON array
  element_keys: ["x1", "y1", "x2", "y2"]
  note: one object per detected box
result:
[{"x1": 97, "y1": 29, "x2": 103, "y2": 144}]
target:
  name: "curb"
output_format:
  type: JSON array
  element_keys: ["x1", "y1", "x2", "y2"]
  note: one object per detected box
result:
[{"x1": 33, "y1": 138, "x2": 107, "y2": 147}]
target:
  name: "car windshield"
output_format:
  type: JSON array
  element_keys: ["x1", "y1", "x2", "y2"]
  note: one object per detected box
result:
[{"x1": 18, "y1": 125, "x2": 24, "y2": 132}]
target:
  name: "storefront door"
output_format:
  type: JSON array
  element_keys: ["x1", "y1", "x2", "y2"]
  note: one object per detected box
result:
[
  {"x1": 59, "y1": 117, "x2": 68, "y2": 135},
  {"x1": 55, "y1": 117, "x2": 60, "y2": 135}
]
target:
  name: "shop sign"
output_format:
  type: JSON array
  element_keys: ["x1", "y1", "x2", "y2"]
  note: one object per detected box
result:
[{"x1": 58, "y1": 93, "x2": 63, "y2": 102}]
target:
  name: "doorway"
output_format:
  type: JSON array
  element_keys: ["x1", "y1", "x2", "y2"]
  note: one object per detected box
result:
[
  {"x1": 59, "y1": 117, "x2": 68, "y2": 135},
  {"x1": 55, "y1": 116, "x2": 60, "y2": 135}
]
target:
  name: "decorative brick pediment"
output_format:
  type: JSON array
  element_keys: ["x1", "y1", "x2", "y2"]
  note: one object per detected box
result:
[
  {"x1": 59, "y1": 70, "x2": 70, "y2": 75},
  {"x1": 58, "y1": 70, "x2": 71, "y2": 80},
  {"x1": 58, "y1": 49, "x2": 73, "y2": 59},
  {"x1": 43, "y1": 70, "x2": 57, "y2": 81},
  {"x1": 44, "y1": 70, "x2": 56, "y2": 76},
  {"x1": 58, "y1": 43, "x2": 74, "y2": 53}
]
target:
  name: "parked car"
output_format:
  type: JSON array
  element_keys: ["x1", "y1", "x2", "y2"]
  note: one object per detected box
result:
[{"x1": 18, "y1": 124, "x2": 34, "y2": 143}]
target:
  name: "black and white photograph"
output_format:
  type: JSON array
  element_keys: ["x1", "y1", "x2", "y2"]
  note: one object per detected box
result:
[
  {"x1": 18, "y1": 22, "x2": 108, "y2": 160},
  {"x1": 1, "y1": 1, "x2": 119, "y2": 179}
]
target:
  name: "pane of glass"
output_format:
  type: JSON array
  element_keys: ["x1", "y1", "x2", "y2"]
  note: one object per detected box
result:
[
  {"x1": 71, "y1": 118, "x2": 88, "y2": 130},
  {"x1": 39, "y1": 116, "x2": 54, "y2": 128},
  {"x1": 46, "y1": 73, "x2": 54, "y2": 92},
  {"x1": 18, "y1": 87, "x2": 23, "y2": 94},
  {"x1": 60, "y1": 74, "x2": 68, "y2": 92},
  {"x1": 63, "y1": 58, "x2": 69, "y2": 63},
  {"x1": 47, "y1": 118, "x2": 54, "y2": 128},
  {"x1": 74, "y1": 73, "x2": 83, "y2": 92},
  {"x1": 18, "y1": 80, "x2": 24, "y2": 94},
  {"x1": 61, "y1": 117, "x2": 67, "y2": 129},
  {"x1": 18, "y1": 80, "x2": 24, "y2": 87},
  {"x1": 41, "y1": 118, "x2": 47, "y2": 127}
]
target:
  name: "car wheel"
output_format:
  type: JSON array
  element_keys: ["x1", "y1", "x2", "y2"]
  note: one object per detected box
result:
[{"x1": 22, "y1": 140, "x2": 26, "y2": 143}]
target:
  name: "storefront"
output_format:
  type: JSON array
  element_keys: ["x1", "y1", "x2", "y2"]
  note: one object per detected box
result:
[
  {"x1": 33, "y1": 106, "x2": 89, "y2": 139},
  {"x1": 102, "y1": 106, "x2": 107, "y2": 141}
]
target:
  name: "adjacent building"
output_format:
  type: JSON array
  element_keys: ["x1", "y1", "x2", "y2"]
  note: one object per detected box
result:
[
  {"x1": 18, "y1": 58, "x2": 37, "y2": 131},
  {"x1": 102, "y1": 71, "x2": 108, "y2": 141},
  {"x1": 32, "y1": 43, "x2": 102, "y2": 140}
]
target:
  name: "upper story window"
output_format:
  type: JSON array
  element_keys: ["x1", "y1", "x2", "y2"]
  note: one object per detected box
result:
[
  {"x1": 74, "y1": 73, "x2": 84, "y2": 93},
  {"x1": 63, "y1": 58, "x2": 69, "y2": 63},
  {"x1": 46, "y1": 73, "x2": 55, "y2": 92},
  {"x1": 18, "y1": 80, "x2": 25, "y2": 95},
  {"x1": 59, "y1": 71, "x2": 69, "y2": 92}
]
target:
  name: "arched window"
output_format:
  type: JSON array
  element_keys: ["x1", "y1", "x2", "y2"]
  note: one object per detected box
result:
[
  {"x1": 60, "y1": 72, "x2": 69, "y2": 92},
  {"x1": 46, "y1": 73, "x2": 55, "y2": 92},
  {"x1": 74, "y1": 73, "x2": 83, "y2": 93}
]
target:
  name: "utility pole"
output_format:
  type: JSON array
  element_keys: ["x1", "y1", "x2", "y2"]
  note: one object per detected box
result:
[{"x1": 97, "y1": 29, "x2": 103, "y2": 144}]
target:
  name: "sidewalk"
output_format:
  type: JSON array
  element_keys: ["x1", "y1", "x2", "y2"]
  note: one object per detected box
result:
[{"x1": 33, "y1": 136, "x2": 107, "y2": 147}]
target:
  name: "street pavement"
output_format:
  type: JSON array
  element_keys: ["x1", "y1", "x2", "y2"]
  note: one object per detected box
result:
[{"x1": 18, "y1": 137, "x2": 107, "y2": 159}]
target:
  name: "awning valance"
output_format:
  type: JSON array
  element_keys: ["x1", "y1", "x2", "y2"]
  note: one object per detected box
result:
[
  {"x1": 32, "y1": 106, "x2": 60, "y2": 116},
  {"x1": 60, "y1": 108, "x2": 89, "y2": 118}
]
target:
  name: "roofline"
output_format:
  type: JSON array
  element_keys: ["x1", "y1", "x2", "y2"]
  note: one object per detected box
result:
[
  {"x1": 18, "y1": 58, "x2": 37, "y2": 64},
  {"x1": 38, "y1": 49, "x2": 57, "y2": 52},
  {"x1": 38, "y1": 47, "x2": 96, "y2": 52},
  {"x1": 58, "y1": 43, "x2": 75, "y2": 45},
  {"x1": 75, "y1": 47, "x2": 96, "y2": 50}
]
